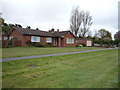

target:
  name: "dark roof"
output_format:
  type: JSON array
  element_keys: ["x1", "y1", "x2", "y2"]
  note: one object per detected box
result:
[
  {"x1": 13, "y1": 27, "x2": 52, "y2": 37},
  {"x1": 13, "y1": 27, "x2": 74, "y2": 37},
  {"x1": 52, "y1": 31, "x2": 71, "y2": 37},
  {"x1": 77, "y1": 37, "x2": 93, "y2": 40}
]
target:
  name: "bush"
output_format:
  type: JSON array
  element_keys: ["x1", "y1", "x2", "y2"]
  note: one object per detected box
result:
[
  {"x1": 82, "y1": 44, "x2": 86, "y2": 47},
  {"x1": 26, "y1": 41, "x2": 45, "y2": 47},
  {"x1": 78, "y1": 44, "x2": 83, "y2": 47},
  {"x1": 26, "y1": 41, "x2": 32, "y2": 46},
  {"x1": 33, "y1": 42, "x2": 44, "y2": 47},
  {"x1": 76, "y1": 44, "x2": 86, "y2": 47}
]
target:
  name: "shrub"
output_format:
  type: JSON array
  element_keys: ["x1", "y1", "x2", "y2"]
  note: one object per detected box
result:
[
  {"x1": 26, "y1": 41, "x2": 32, "y2": 46},
  {"x1": 76, "y1": 44, "x2": 86, "y2": 47},
  {"x1": 78, "y1": 44, "x2": 83, "y2": 47},
  {"x1": 33, "y1": 42, "x2": 44, "y2": 47},
  {"x1": 82, "y1": 44, "x2": 86, "y2": 47}
]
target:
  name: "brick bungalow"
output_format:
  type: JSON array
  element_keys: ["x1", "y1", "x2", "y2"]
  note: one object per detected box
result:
[
  {"x1": 9, "y1": 27, "x2": 77, "y2": 47},
  {"x1": 76, "y1": 38, "x2": 93, "y2": 46}
]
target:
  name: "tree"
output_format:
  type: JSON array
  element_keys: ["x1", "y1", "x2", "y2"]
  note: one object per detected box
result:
[
  {"x1": 26, "y1": 26, "x2": 31, "y2": 29},
  {"x1": 36, "y1": 28, "x2": 39, "y2": 30},
  {"x1": 114, "y1": 31, "x2": 120, "y2": 46},
  {"x1": 15, "y1": 24, "x2": 22, "y2": 28},
  {"x1": 93, "y1": 31, "x2": 100, "y2": 40},
  {"x1": 98, "y1": 29, "x2": 112, "y2": 40},
  {"x1": 93, "y1": 29, "x2": 113, "y2": 47},
  {"x1": 70, "y1": 6, "x2": 93, "y2": 37},
  {"x1": 114, "y1": 31, "x2": 120, "y2": 40},
  {"x1": 86, "y1": 30, "x2": 92, "y2": 38},
  {"x1": 70, "y1": 6, "x2": 84, "y2": 37},
  {"x1": 79, "y1": 11, "x2": 93, "y2": 37}
]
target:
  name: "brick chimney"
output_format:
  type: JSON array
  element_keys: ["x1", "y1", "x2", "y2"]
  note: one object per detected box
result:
[{"x1": 57, "y1": 29, "x2": 59, "y2": 32}]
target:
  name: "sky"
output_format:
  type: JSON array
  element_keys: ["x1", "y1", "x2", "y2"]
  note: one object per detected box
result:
[{"x1": 0, "y1": 0, "x2": 119, "y2": 39}]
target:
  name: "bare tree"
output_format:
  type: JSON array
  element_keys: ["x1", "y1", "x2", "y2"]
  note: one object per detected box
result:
[
  {"x1": 70, "y1": 6, "x2": 93, "y2": 37},
  {"x1": 79, "y1": 11, "x2": 93, "y2": 37},
  {"x1": 87, "y1": 30, "x2": 92, "y2": 38},
  {"x1": 70, "y1": 6, "x2": 84, "y2": 37}
]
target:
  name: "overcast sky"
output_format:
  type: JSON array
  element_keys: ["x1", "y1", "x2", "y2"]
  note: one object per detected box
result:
[{"x1": 0, "y1": 0, "x2": 119, "y2": 39}]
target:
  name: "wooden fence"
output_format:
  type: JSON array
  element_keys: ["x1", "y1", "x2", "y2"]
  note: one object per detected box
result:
[{"x1": 1, "y1": 40, "x2": 22, "y2": 48}]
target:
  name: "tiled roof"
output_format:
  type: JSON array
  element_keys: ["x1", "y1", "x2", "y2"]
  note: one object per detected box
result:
[
  {"x1": 52, "y1": 31, "x2": 70, "y2": 37},
  {"x1": 14, "y1": 27, "x2": 52, "y2": 36},
  {"x1": 77, "y1": 37, "x2": 92, "y2": 40},
  {"x1": 13, "y1": 27, "x2": 72, "y2": 37}
]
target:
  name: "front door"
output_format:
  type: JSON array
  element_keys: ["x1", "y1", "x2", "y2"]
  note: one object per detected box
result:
[
  {"x1": 53, "y1": 38, "x2": 58, "y2": 46},
  {"x1": 87, "y1": 41, "x2": 92, "y2": 46}
]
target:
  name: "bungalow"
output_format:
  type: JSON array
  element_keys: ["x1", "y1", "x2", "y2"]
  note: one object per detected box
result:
[
  {"x1": 76, "y1": 38, "x2": 93, "y2": 46},
  {"x1": 9, "y1": 27, "x2": 77, "y2": 47}
]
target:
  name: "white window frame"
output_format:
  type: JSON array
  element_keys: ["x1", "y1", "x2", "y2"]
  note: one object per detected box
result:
[
  {"x1": 31, "y1": 36, "x2": 40, "y2": 42},
  {"x1": 3, "y1": 37, "x2": 8, "y2": 40},
  {"x1": 66, "y1": 38, "x2": 74, "y2": 44},
  {"x1": 46, "y1": 37, "x2": 52, "y2": 43}
]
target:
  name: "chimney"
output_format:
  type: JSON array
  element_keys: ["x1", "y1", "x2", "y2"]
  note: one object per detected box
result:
[{"x1": 57, "y1": 29, "x2": 59, "y2": 32}]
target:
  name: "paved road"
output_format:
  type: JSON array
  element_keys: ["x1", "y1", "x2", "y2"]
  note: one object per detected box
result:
[{"x1": 1, "y1": 48, "x2": 118, "y2": 62}]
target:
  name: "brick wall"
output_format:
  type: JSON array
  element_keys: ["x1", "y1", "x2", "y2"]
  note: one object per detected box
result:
[
  {"x1": 61, "y1": 33, "x2": 76, "y2": 47},
  {"x1": 77, "y1": 39, "x2": 93, "y2": 46},
  {"x1": 10, "y1": 30, "x2": 24, "y2": 45}
]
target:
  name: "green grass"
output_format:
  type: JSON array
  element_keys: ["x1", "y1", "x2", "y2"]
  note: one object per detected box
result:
[
  {"x1": 2, "y1": 49, "x2": 118, "y2": 88},
  {"x1": 2, "y1": 47, "x2": 104, "y2": 58}
]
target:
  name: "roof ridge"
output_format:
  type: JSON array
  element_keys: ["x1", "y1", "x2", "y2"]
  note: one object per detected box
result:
[{"x1": 15, "y1": 27, "x2": 49, "y2": 32}]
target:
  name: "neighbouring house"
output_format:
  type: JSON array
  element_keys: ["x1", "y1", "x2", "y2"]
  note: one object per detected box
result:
[
  {"x1": 9, "y1": 27, "x2": 77, "y2": 47},
  {"x1": 76, "y1": 38, "x2": 93, "y2": 46},
  {"x1": 0, "y1": 29, "x2": 9, "y2": 48}
]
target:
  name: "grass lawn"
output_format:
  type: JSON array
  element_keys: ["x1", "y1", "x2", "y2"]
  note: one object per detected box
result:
[
  {"x1": 2, "y1": 47, "x2": 104, "y2": 58},
  {"x1": 2, "y1": 49, "x2": 118, "y2": 88}
]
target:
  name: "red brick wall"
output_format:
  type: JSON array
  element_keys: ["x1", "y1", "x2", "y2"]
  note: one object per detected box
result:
[
  {"x1": 22, "y1": 35, "x2": 31, "y2": 46},
  {"x1": 10, "y1": 30, "x2": 48, "y2": 46},
  {"x1": 77, "y1": 40, "x2": 87, "y2": 45},
  {"x1": 40, "y1": 37, "x2": 46, "y2": 45},
  {"x1": 23, "y1": 36, "x2": 50, "y2": 46},
  {"x1": 9, "y1": 30, "x2": 24, "y2": 45},
  {"x1": 77, "y1": 39, "x2": 93, "y2": 46},
  {"x1": 13, "y1": 40, "x2": 22, "y2": 46},
  {"x1": 61, "y1": 33, "x2": 76, "y2": 47}
]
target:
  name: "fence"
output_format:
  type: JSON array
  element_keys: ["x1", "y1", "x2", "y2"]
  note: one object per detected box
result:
[{"x1": 1, "y1": 40, "x2": 22, "y2": 48}]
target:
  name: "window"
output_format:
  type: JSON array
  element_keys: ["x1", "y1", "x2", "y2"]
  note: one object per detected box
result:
[
  {"x1": 46, "y1": 37, "x2": 52, "y2": 43},
  {"x1": 66, "y1": 38, "x2": 74, "y2": 44},
  {"x1": 31, "y1": 36, "x2": 40, "y2": 42},
  {"x1": 3, "y1": 37, "x2": 8, "y2": 40}
]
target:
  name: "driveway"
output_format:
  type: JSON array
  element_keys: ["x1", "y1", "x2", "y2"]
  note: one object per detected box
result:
[{"x1": 1, "y1": 48, "x2": 118, "y2": 62}]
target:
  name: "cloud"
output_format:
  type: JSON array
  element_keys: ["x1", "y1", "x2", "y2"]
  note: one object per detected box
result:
[{"x1": 1, "y1": 0, "x2": 119, "y2": 39}]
